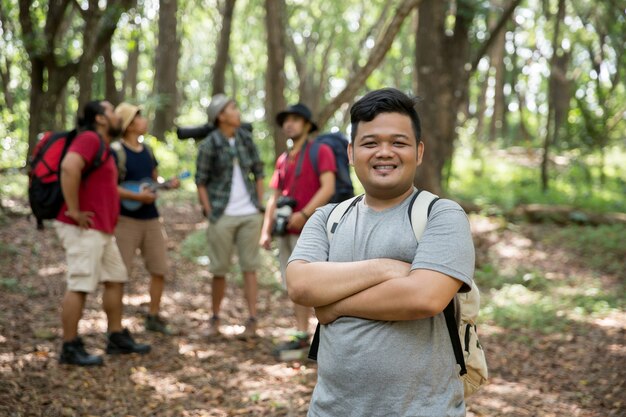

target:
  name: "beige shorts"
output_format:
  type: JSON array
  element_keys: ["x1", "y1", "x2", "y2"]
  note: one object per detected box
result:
[
  {"x1": 207, "y1": 213, "x2": 263, "y2": 276},
  {"x1": 54, "y1": 221, "x2": 128, "y2": 293},
  {"x1": 278, "y1": 234, "x2": 300, "y2": 288},
  {"x1": 115, "y1": 216, "x2": 169, "y2": 277}
]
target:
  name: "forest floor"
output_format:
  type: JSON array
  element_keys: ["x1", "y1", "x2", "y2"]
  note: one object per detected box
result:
[{"x1": 0, "y1": 197, "x2": 624, "y2": 417}]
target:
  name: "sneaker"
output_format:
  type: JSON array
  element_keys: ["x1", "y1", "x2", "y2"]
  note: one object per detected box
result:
[
  {"x1": 236, "y1": 317, "x2": 258, "y2": 340},
  {"x1": 106, "y1": 328, "x2": 151, "y2": 355},
  {"x1": 273, "y1": 332, "x2": 310, "y2": 360},
  {"x1": 59, "y1": 337, "x2": 104, "y2": 366},
  {"x1": 207, "y1": 315, "x2": 222, "y2": 338},
  {"x1": 145, "y1": 314, "x2": 173, "y2": 335}
]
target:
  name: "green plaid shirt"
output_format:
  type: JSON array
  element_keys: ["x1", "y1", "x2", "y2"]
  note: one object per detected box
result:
[{"x1": 195, "y1": 127, "x2": 264, "y2": 222}]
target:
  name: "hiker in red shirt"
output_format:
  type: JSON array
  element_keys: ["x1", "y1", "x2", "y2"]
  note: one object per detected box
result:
[{"x1": 55, "y1": 100, "x2": 150, "y2": 366}]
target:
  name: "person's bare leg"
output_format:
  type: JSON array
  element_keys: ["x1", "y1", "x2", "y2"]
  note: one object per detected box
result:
[
  {"x1": 243, "y1": 271, "x2": 258, "y2": 318},
  {"x1": 211, "y1": 275, "x2": 226, "y2": 317},
  {"x1": 102, "y1": 282, "x2": 124, "y2": 333},
  {"x1": 61, "y1": 291, "x2": 87, "y2": 341},
  {"x1": 149, "y1": 274, "x2": 164, "y2": 315}
]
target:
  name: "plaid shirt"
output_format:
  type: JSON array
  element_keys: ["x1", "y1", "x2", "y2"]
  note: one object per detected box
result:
[{"x1": 195, "y1": 127, "x2": 264, "y2": 222}]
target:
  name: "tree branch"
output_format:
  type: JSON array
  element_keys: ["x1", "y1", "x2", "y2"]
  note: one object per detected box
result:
[
  {"x1": 470, "y1": 0, "x2": 522, "y2": 71},
  {"x1": 316, "y1": 0, "x2": 422, "y2": 127}
]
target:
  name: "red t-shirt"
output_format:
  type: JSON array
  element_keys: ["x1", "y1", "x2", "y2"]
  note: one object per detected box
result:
[
  {"x1": 270, "y1": 142, "x2": 336, "y2": 234},
  {"x1": 56, "y1": 131, "x2": 120, "y2": 234}
]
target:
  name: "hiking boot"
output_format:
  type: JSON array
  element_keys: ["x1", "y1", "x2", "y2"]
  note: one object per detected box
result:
[
  {"x1": 59, "y1": 337, "x2": 104, "y2": 366},
  {"x1": 236, "y1": 317, "x2": 258, "y2": 340},
  {"x1": 273, "y1": 332, "x2": 310, "y2": 360},
  {"x1": 145, "y1": 314, "x2": 173, "y2": 335},
  {"x1": 207, "y1": 315, "x2": 222, "y2": 338},
  {"x1": 106, "y1": 328, "x2": 151, "y2": 355}
]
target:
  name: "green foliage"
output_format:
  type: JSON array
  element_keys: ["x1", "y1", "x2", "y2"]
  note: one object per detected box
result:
[{"x1": 449, "y1": 145, "x2": 626, "y2": 213}]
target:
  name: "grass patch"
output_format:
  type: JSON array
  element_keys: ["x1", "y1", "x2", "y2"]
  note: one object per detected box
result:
[
  {"x1": 449, "y1": 146, "x2": 625, "y2": 214},
  {"x1": 541, "y1": 224, "x2": 626, "y2": 276},
  {"x1": 0, "y1": 277, "x2": 37, "y2": 295}
]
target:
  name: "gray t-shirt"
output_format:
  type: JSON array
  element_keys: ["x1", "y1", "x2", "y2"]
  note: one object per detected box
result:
[{"x1": 289, "y1": 190, "x2": 475, "y2": 417}]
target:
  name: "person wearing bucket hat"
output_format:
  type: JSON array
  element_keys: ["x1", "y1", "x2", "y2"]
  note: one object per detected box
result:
[
  {"x1": 195, "y1": 94, "x2": 265, "y2": 340},
  {"x1": 111, "y1": 102, "x2": 180, "y2": 335},
  {"x1": 259, "y1": 103, "x2": 337, "y2": 359}
]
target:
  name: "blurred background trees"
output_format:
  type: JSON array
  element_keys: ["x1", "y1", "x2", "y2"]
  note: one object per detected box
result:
[{"x1": 1, "y1": 0, "x2": 624, "y2": 212}]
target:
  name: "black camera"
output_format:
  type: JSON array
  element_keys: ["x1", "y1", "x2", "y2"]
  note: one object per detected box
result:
[
  {"x1": 176, "y1": 122, "x2": 254, "y2": 140},
  {"x1": 272, "y1": 196, "x2": 297, "y2": 236}
]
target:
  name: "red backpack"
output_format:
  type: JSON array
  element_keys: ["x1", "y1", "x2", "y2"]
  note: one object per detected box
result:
[{"x1": 28, "y1": 129, "x2": 106, "y2": 229}]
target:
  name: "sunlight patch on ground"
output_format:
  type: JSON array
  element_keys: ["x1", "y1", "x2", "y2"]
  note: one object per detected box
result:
[
  {"x1": 125, "y1": 293, "x2": 151, "y2": 306},
  {"x1": 492, "y1": 236, "x2": 534, "y2": 260},
  {"x1": 593, "y1": 312, "x2": 626, "y2": 330},
  {"x1": 131, "y1": 366, "x2": 194, "y2": 398},
  {"x1": 469, "y1": 215, "x2": 503, "y2": 233},
  {"x1": 37, "y1": 264, "x2": 65, "y2": 277}
]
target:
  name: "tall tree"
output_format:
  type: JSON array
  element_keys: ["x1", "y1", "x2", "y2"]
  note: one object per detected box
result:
[
  {"x1": 18, "y1": 0, "x2": 134, "y2": 160},
  {"x1": 414, "y1": 0, "x2": 521, "y2": 195},
  {"x1": 152, "y1": 0, "x2": 180, "y2": 141},
  {"x1": 540, "y1": 0, "x2": 567, "y2": 192},
  {"x1": 212, "y1": 0, "x2": 236, "y2": 96},
  {"x1": 264, "y1": 0, "x2": 287, "y2": 157}
]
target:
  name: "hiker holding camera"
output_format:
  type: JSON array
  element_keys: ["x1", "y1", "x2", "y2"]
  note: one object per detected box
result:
[
  {"x1": 259, "y1": 104, "x2": 336, "y2": 358},
  {"x1": 195, "y1": 94, "x2": 265, "y2": 339}
]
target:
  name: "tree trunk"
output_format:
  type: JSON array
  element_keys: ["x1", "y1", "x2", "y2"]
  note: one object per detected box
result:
[
  {"x1": 104, "y1": 40, "x2": 121, "y2": 105},
  {"x1": 123, "y1": 36, "x2": 140, "y2": 100},
  {"x1": 540, "y1": 0, "x2": 566, "y2": 192},
  {"x1": 264, "y1": 0, "x2": 287, "y2": 159},
  {"x1": 212, "y1": 0, "x2": 236, "y2": 96},
  {"x1": 414, "y1": 0, "x2": 473, "y2": 195},
  {"x1": 153, "y1": 0, "x2": 180, "y2": 141},
  {"x1": 488, "y1": 17, "x2": 507, "y2": 142}
]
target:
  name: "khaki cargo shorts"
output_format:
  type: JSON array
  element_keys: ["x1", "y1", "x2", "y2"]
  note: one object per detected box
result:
[
  {"x1": 115, "y1": 216, "x2": 169, "y2": 277},
  {"x1": 206, "y1": 213, "x2": 263, "y2": 276},
  {"x1": 54, "y1": 221, "x2": 128, "y2": 293}
]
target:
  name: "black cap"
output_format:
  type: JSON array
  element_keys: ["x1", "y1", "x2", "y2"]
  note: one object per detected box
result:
[{"x1": 275, "y1": 103, "x2": 318, "y2": 133}]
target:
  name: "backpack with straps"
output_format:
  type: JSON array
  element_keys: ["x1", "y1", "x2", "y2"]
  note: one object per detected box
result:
[
  {"x1": 28, "y1": 129, "x2": 107, "y2": 229},
  {"x1": 110, "y1": 141, "x2": 157, "y2": 182},
  {"x1": 308, "y1": 190, "x2": 488, "y2": 397},
  {"x1": 308, "y1": 133, "x2": 354, "y2": 203}
]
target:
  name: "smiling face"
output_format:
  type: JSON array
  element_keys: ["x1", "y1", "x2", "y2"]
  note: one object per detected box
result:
[{"x1": 349, "y1": 112, "x2": 424, "y2": 207}]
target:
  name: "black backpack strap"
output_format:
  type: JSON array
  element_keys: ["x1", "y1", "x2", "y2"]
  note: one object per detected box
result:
[
  {"x1": 308, "y1": 195, "x2": 363, "y2": 361},
  {"x1": 444, "y1": 300, "x2": 467, "y2": 376},
  {"x1": 82, "y1": 134, "x2": 109, "y2": 178}
]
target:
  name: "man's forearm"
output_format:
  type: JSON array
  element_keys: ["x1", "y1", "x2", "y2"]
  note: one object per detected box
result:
[
  {"x1": 286, "y1": 258, "x2": 410, "y2": 307},
  {"x1": 320, "y1": 270, "x2": 463, "y2": 322},
  {"x1": 196, "y1": 185, "x2": 211, "y2": 212},
  {"x1": 255, "y1": 179, "x2": 264, "y2": 207}
]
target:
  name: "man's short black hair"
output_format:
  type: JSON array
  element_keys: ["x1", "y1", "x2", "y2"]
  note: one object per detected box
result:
[
  {"x1": 78, "y1": 100, "x2": 105, "y2": 131},
  {"x1": 350, "y1": 88, "x2": 421, "y2": 143}
]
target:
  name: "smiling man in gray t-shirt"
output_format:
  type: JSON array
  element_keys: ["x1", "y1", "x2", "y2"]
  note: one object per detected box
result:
[{"x1": 286, "y1": 88, "x2": 475, "y2": 417}]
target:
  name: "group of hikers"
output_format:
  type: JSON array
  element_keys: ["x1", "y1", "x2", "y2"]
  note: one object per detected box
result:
[{"x1": 46, "y1": 87, "x2": 478, "y2": 415}]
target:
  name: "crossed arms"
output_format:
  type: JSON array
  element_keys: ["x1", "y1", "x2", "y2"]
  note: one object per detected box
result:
[{"x1": 286, "y1": 259, "x2": 462, "y2": 324}]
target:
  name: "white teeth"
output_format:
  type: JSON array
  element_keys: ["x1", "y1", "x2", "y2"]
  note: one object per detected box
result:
[{"x1": 375, "y1": 165, "x2": 395, "y2": 169}]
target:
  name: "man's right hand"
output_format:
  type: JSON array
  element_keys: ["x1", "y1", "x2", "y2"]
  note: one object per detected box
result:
[
  {"x1": 137, "y1": 189, "x2": 157, "y2": 204},
  {"x1": 259, "y1": 232, "x2": 272, "y2": 250},
  {"x1": 65, "y1": 210, "x2": 94, "y2": 229}
]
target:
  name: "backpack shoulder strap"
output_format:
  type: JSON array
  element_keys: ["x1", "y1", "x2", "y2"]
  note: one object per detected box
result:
[
  {"x1": 325, "y1": 194, "x2": 363, "y2": 241},
  {"x1": 82, "y1": 133, "x2": 108, "y2": 179},
  {"x1": 110, "y1": 141, "x2": 127, "y2": 181},
  {"x1": 308, "y1": 140, "x2": 321, "y2": 178},
  {"x1": 407, "y1": 189, "x2": 439, "y2": 241},
  {"x1": 308, "y1": 193, "x2": 363, "y2": 361},
  {"x1": 409, "y1": 190, "x2": 469, "y2": 377}
]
